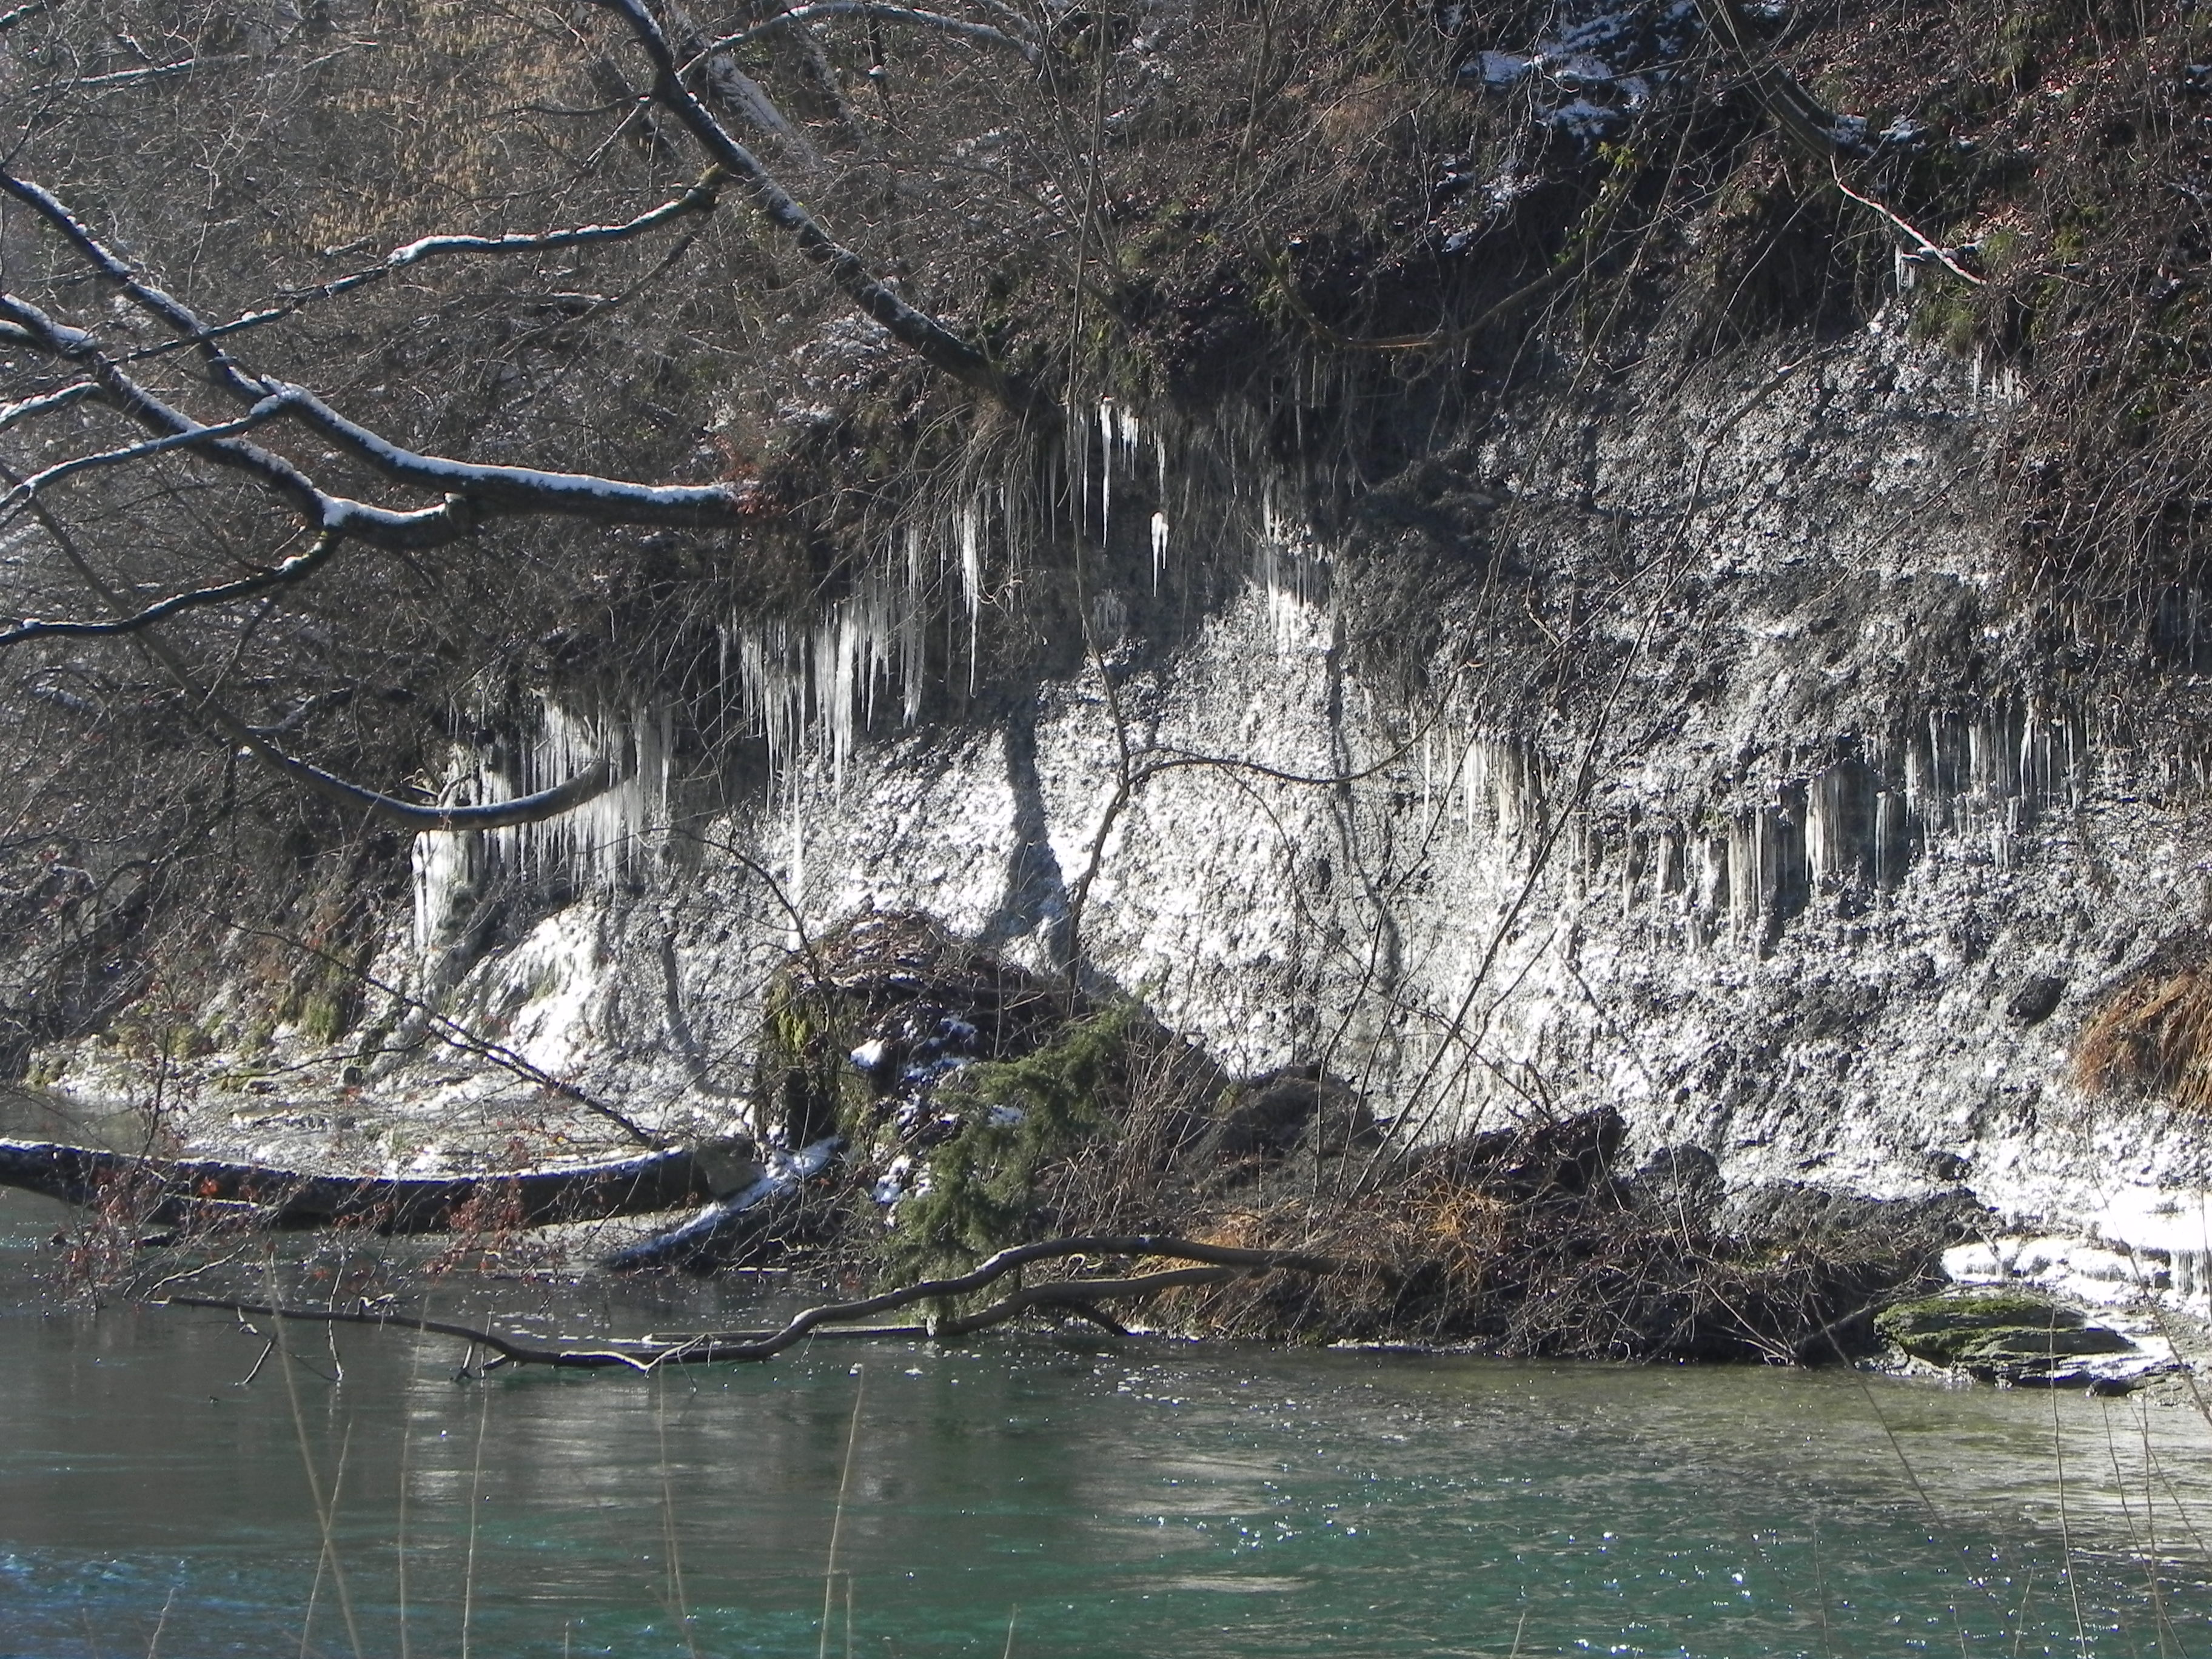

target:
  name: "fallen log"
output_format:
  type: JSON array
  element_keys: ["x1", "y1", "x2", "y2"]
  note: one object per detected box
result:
[
  {"x1": 603, "y1": 1136, "x2": 840, "y2": 1272},
  {"x1": 0, "y1": 1135, "x2": 758, "y2": 1234},
  {"x1": 164, "y1": 1233, "x2": 1344, "y2": 1370}
]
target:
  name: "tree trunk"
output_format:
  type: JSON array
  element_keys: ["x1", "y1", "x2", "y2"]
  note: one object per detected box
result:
[{"x1": 0, "y1": 1136, "x2": 756, "y2": 1233}]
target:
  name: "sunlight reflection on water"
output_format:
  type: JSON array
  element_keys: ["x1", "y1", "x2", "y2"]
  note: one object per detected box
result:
[{"x1": 5, "y1": 1184, "x2": 2212, "y2": 1657}]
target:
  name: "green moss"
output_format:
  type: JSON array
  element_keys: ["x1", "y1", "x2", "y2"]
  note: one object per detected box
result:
[
  {"x1": 1953, "y1": 1326, "x2": 2135, "y2": 1366},
  {"x1": 1909, "y1": 286, "x2": 1982, "y2": 356},
  {"x1": 883, "y1": 1001, "x2": 1139, "y2": 1281},
  {"x1": 298, "y1": 993, "x2": 346, "y2": 1047},
  {"x1": 1875, "y1": 1287, "x2": 2091, "y2": 1365},
  {"x1": 756, "y1": 976, "x2": 874, "y2": 1145},
  {"x1": 1977, "y1": 225, "x2": 2025, "y2": 275}
]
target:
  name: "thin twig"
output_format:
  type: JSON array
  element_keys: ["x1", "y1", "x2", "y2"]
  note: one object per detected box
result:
[
  {"x1": 276, "y1": 1292, "x2": 364, "y2": 1659},
  {"x1": 820, "y1": 1370, "x2": 865, "y2": 1659},
  {"x1": 460, "y1": 1373, "x2": 491, "y2": 1659}
]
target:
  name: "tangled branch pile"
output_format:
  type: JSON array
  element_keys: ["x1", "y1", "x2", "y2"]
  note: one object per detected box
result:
[{"x1": 618, "y1": 914, "x2": 1976, "y2": 1361}]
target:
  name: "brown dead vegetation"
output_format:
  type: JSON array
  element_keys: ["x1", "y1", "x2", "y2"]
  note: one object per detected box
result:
[
  {"x1": 2077, "y1": 945, "x2": 2212, "y2": 1112},
  {"x1": 1170, "y1": 1113, "x2": 1969, "y2": 1362}
]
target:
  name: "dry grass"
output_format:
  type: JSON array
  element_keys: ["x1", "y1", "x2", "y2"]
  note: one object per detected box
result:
[
  {"x1": 1148, "y1": 1111, "x2": 1959, "y2": 1363},
  {"x1": 2077, "y1": 954, "x2": 2212, "y2": 1111}
]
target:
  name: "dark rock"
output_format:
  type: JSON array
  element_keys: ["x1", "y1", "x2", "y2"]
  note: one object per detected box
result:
[
  {"x1": 1924, "y1": 1150, "x2": 1972, "y2": 1182},
  {"x1": 1874, "y1": 1285, "x2": 2147, "y2": 1386},
  {"x1": 1726, "y1": 1183, "x2": 1990, "y2": 1251},
  {"x1": 1423, "y1": 1107, "x2": 1626, "y2": 1196},
  {"x1": 2006, "y1": 974, "x2": 2067, "y2": 1025},
  {"x1": 1214, "y1": 1065, "x2": 1372, "y2": 1158},
  {"x1": 1626, "y1": 1144, "x2": 1724, "y2": 1219}
]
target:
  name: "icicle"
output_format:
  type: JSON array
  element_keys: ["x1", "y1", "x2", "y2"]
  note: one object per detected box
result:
[
  {"x1": 786, "y1": 776, "x2": 806, "y2": 940},
  {"x1": 409, "y1": 695, "x2": 668, "y2": 957},
  {"x1": 959, "y1": 498, "x2": 984, "y2": 692},
  {"x1": 1463, "y1": 729, "x2": 1480, "y2": 832},
  {"x1": 900, "y1": 529, "x2": 925, "y2": 725},
  {"x1": 1150, "y1": 511, "x2": 1168, "y2": 593},
  {"x1": 1098, "y1": 400, "x2": 1116, "y2": 545},
  {"x1": 411, "y1": 820, "x2": 471, "y2": 956}
]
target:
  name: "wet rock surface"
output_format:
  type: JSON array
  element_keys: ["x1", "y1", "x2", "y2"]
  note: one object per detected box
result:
[{"x1": 1875, "y1": 1285, "x2": 2170, "y2": 1390}]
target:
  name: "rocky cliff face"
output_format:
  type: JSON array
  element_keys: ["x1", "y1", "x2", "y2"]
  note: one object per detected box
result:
[
  {"x1": 69, "y1": 300, "x2": 2179, "y2": 1309},
  {"x1": 18, "y1": 0, "x2": 2212, "y2": 1347}
]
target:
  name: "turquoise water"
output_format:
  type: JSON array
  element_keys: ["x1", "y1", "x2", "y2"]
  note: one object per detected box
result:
[{"x1": 5, "y1": 1185, "x2": 2212, "y2": 1657}]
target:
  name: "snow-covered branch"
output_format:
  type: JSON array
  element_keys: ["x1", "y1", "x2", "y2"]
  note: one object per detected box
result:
[
  {"x1": 2, "y1": 170, "x2": 763, "y2": 535},
  {"x1": 255, "y1": 381, "x2": 758, "y2": 524},
  {"x1": 0, "y1": 381, "x2": 98, "y2": 434},
  {"x1": 0, "y1": 169, "x2": 262, "y2": 401},
  {"x1": 383, "y1": 165, "x2": 728, "y2": 268},
  {"x1": 0, "y1": 396, "x2": 287, "y2": 525},
  {"x1": 56, "y1": 53, "x2": 250, "y2": 92},
  {"x1": 1, "y1": 309, "x2": 754, "y2": 544},
  {"x1": 1, "y1": 471, "x2": 630, "y2": 833}
]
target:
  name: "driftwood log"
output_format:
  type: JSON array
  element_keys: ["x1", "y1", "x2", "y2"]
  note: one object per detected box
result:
[
  {"x1": 166, "y1": 1234, "x2": 1344, "y2": 1371},
  {"x1": 0, "y1": 1136, "x2": 759, "y2": 1233},
  {"x1": 603, "y1": 1136, "x2": 840, "y2": 1272}
]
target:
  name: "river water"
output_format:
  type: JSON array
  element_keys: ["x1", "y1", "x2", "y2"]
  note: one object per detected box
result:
[{"x1": 6, "y1": 1185, "x2": 2212, "y2": 1658}]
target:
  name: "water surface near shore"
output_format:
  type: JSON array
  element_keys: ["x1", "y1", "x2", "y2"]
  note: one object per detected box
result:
[{"x1": 5, "y1": 1185, "x2": 2211, "y2": 1658}]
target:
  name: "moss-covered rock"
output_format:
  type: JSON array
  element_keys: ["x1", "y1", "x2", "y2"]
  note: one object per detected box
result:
[
  {"x1": 882, "y1": 1002, "x2": 1141, "y2": 1279},
  {"x1": 1950, "y1": 1325, "x2": 2136, "y2": 1369},
  {"x1": 1874, "y1": 1287, "x2": 2130, "y2": 1370}
]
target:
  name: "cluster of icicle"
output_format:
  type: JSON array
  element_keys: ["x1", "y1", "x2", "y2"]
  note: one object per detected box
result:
[
  {"x1": 411, "y1": 700, "x2": 669, "y2": 954},
  {"x1": 717, "y1": 398, "x2": 1231, "y2": 806},
  {"x1": 1407, "y1": 700, "x2": 2101, "y2": 942},
  {"x1": 404, "y1": 396, "x2": 1353, "y2": 950},
  {"x1": 719, "y1": 536, "x2": 933, "y2": 801}
]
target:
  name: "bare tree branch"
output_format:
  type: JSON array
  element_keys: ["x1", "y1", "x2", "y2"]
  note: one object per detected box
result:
[
  {"x1": 100, "y1": 167, "x2": 725, "y2": 372},
  {"x1": 1693, "y1": 0, "x2": 1870, "y2": 158},
  {"x1": 0, "y1": 529, "x2": 343, "y2": 647},
  {"x1": 702, "y1": 5, "x2": 1042, "y2": 70},
  {"x1": 664, "y1": 4, "x2": 820, "y2": 163},
  {"x1": 161, "y1": 1235, "x2": 1341, "y2": 1370},
  {"x1": 256, "y1": 380, "x2": 753, "y2": 522},
  {"x1": 599, "y1": 0, "x2": 1059, "y2": 426},
  {"x1": 959, "y1": 0, "x2": 1039, "y2": 42},
  {"x1": 0, "y1": 169, "x2": 256, "y2": 394}
]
